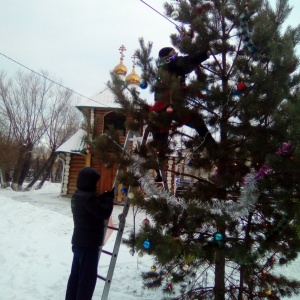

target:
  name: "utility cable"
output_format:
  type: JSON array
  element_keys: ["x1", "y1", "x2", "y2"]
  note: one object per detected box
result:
[
  {"x1": 139, "y1": 0, "x2": 180, "y2": 30},
  {"x1": 0, "y1": 52, "x2": 113, "y2": 108}
]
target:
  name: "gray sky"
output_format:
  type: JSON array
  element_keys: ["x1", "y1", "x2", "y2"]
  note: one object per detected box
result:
[{"x1": 0, "y1": 0, "x2": 299, "y2": 101}]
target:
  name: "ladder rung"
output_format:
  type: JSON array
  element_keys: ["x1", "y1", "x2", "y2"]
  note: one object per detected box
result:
[
  {"x1": 107, "y1": 225, "x2": 119, "y2": 231},
  {"x1": 101, "y1": 249, "x2": 118, "y2": 257},
  {"x1": 97, "y1": 274, "x2": 107, "y2": 281},
  {"x1": 113, "y1": 202, "x2": 125, "y2": 206},
  {"x1": 101, "y1": 249, "x2": 113, "y2": 256}
]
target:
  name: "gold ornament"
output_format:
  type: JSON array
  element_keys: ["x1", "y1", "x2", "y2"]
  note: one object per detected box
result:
[
  {"x1": 265, "y1": 288, "x2": 272, "y2": 296},
  {"x1": 151, "y1": 265, "x2": 157, "y2": 272}
]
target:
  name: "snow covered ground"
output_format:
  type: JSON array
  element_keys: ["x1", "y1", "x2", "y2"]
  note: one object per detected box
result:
[
  {"x1": 0, "y1": 182, "x2": 299, "y2": 300},
  {"x1": 0, "y1": 182, "x2": 161, "y2": 300}
]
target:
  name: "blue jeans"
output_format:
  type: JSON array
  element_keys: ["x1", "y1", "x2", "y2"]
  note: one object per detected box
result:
[{"x1": 65, "y1": 246, "x2": 99, "y2": 300}]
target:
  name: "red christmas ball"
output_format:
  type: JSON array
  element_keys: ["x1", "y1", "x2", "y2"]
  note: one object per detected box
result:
[
  {"x1": 142, "y1": 218, "x2": 150, "y2": 225},
  {"x1": 237, "y1": 82, "x2": 247, "y2": 91},
  {"x1": 166, "y1": 106, "x2": 173, "y2": 113}
]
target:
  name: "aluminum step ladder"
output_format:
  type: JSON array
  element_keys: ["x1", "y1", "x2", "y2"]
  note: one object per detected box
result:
[
  {"x1": 97, "y1": 130, "x2": 141, "y2": 300},
  {"x1": 97, "y1": 128, "x2": 168, "y2": 300},
  {"x1": 97, "y1": 191, "x2": 131, "y2": 300}
]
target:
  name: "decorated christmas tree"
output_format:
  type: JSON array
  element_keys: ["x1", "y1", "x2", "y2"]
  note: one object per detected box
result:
[{"x1": 104, "y1": 0, "x2": 300, "y2": 299}]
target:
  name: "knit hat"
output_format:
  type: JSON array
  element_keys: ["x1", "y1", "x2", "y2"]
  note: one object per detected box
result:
[
  {"x1": 76, "y1": 167, "x2": 100, "y2": 192},
  {"x1": 158, "y1": 47, "x2": 174, "y2": 58}
]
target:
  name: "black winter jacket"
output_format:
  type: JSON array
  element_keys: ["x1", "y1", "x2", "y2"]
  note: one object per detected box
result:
[
  {"x1": 155, "y1": 50, "x2": 209, "y2": 102},
  {"x1": 161, "y1": 50, "x2": 209, "y2": 81},
  {"x1": 71, "y1": 190, "x2": 114, "y2": 248}
]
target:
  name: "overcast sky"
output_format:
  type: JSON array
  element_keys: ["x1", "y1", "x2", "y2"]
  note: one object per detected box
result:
[{"x1": 0, "y1": 0, "x2": 299, "y2": 102}]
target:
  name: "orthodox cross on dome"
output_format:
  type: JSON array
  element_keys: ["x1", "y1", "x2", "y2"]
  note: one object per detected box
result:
[
  {"x1": 131, "y1": 53, "x2": 138, "y2": 67},
  {"x1": 119, "y1": 45, "x2": 126, "y2": 61}
]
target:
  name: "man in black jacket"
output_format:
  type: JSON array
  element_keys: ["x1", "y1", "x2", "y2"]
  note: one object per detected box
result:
[
  {"x1": 149, "y1": 47, "x2": 215, "y2": 182},
  {"x1": 65, "y1": 167, "x2": 114, "y2": 300}
]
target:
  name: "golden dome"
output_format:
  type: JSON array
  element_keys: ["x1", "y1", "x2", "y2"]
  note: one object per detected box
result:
[
  {"x1": 125, "y1": 66, "x2": 141, "y2": 85},
  {"x1": 113, "y1": 59, "x2": 127, "y2": 76}
]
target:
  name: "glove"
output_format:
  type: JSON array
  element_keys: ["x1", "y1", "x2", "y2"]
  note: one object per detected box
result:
[{"x1": 103, "y1": 187, "x2": 115, "y2": 199}]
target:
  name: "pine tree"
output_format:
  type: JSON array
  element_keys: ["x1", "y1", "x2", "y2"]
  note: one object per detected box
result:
[{"x1": 106, "y1": 0, "x2": 300, "y2": 299}]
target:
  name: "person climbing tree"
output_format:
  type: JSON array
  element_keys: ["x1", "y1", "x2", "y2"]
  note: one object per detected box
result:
[{"x1": 147, "y1": 46, "x2": 215, "y2": 181}]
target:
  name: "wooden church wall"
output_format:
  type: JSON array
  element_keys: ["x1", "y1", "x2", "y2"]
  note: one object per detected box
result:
[
  {"x1": 90, "y1": 156, "x2": 118, "y2": 193},
  {"x1": 67, "y1": 153, "x2": 86, "y2": 195},
  {"x1": 62, "y1": 108, "x2": 141, "y2": 197}
]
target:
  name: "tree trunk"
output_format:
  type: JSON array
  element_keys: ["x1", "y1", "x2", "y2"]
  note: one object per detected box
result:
[
  {"x1": 36, "y1": 154, "x2": 57, "y2": 190},
  {"x1": 25, "y1": 151, "x2": 56, "y2": 190},
  {"x1": 0, "y1": 168, "x2": 10, "y2": 188},
  {"x1": 18, "y1": 151, "x2": 32, "y2": 186},
  {"x1": 11, "y1": 148, "x2": 26, "y2": 190},
  {"x1": 238, "y1": 213, "x2": 253, "y2": 300},
  {"x1": 214, "y1": 247, "x2": 226, "y2": 300},
  {"x1": 11, "y1": 143, "x2": 33, "y2": 190}
]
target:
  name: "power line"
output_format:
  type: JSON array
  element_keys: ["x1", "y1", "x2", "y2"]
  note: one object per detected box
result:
[
  {"x1": 0, "y1": 52, "x2": 114, "y2": 108},
  {"x1": 139, "y1": 0, "x2": 180, "y2": 30}
]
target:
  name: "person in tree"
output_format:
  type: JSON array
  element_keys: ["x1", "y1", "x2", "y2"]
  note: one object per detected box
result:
[
  {"x1": 65, "y1": 167, "x2": 114, "y2": 300},
  {"x1": 148, "y1": 46, "x2": 215, "y2": 181}
]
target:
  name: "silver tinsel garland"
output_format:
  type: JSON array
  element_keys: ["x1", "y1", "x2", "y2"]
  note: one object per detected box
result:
[
  {"x1": 131, "y1": 154, "x2": 188, "y2": 210},
  {"x1": 212, "y1": 172, "x2": 259, "y2": 220}
]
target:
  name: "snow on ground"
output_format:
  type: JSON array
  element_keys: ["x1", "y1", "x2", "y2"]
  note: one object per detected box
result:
[
  {"x1": 0, "y1": 182, "x2": 161, "y2": 300},
  {"x1": 0, "y1": 182, "x2": 299, "y2": 300}
]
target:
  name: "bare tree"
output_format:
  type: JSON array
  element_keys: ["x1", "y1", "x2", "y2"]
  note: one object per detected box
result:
[
  {"x1": 26, "y1": 88, "x2": 81, "y2": 190},
  {"x1": 0, "y1": 71, "x2": 52, "y2": 190},
  {"x1": 0, "y1": 70, "x2": 81, "y2": 190},
  {"x1": 0, "y1": 108, "x2": 18, "y2": 187}
]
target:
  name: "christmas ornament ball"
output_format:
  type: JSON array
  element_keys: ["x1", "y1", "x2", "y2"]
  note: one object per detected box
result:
[
  {"x1": 121, "y1": 187, "x2": 128, "y2": 195},
  {"x1": 151, "y1": 265, "x2": 157, "y2": 272},
  {"x1": 182, "y1": 264, "x2": 189, "y2": 271},
  {"x1": 143, "y1": 239, "x2": 151, "y2": 249},
  {"x1": 127, "y1": 192, "x2": 134, "y2": 199},
  {"x1": 166, "y1": 106, "x2": 173, "y2": 113},
  {"x1": 213, "y1": 232, "x2": 224, "y2": 242},
  {"x1": 139, "y1": 80, "x2": 148, "y2": 89},
  {"x1": 237, "y1": 82, "x2": 247, "y2": 91},
  {"x1": 265, "y1": 288, "x2": 272, "y2": 295},
  {"x1": 142, "y1": 218, "x2": 150, "y2": 225},
  {"x1": 279, "y1": 257, "x2": 287, "y2": 265},
  {"x1": 138, "y1": 251, "x2": 144, "y2": 257}
]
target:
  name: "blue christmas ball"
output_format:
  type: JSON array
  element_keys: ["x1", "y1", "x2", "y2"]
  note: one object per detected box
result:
[
  {"x1": 143, "y1": 240, "x2": 151, "y2": 249},
  {"x1": 213, "y1": 232, "x2": 224, "y2": 242},
  {"x1": 139, "y1": 80, "x2": 148, "y2": 89},
  {"x1": 187, "y1": 161, "x2": 193, "y2": 167},
  {"x1": 121, "y1": 187, "x2": 128, "y2": 195}
]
